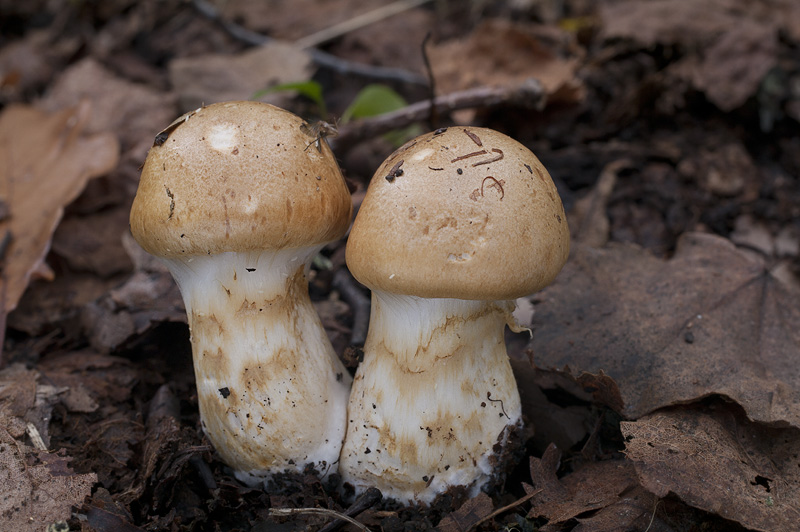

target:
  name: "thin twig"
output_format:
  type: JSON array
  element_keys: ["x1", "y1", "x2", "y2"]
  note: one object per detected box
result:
[
  {"x1": 421, "y1": 32, "x2": 437, "y2": 130},
  {"x1": 333, "y1": 269, "x2": 371, "y2": 346},
  {"x1": 318, "y1": 487, "x2": 382, "y2": 532},
  {"x1": 294, "y1": 0, "x2": 433, "y2": 49},
  {"x1": 333, "y1": 78, "x2": 546, "y2": 149},
  {"x1": 466, "y1": 489, "x2": 542, "y2": 532},
  {"x1": 270, "y1": 507, "x2": 373, "y2": 531},
  {"x1": 643, "y1": 499, "x2": 661, "y2": 532},
  {"x1": 192, "y1": 0, "x2": 427, "y2": 86}
]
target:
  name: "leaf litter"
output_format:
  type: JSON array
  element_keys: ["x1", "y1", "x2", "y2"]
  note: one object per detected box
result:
[
  {"x1": 1, "y1": 0, "x2": 799, "y2": 530},
  {"x1": 531, "y1": 232, "x2": 800, "y2": 428}
]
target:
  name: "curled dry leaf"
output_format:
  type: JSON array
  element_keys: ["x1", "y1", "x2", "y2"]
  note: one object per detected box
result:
[
  {"x1": 40, "y1": 58, "x2": 176, "y2": 154},
  {"x1": 622, "y1": 403, "x2": 800, "y2": 531},
  {"x1": 168, "y1": 41, "x2": 313, "y2": 111},
  {"x1": 435, "y1": 492, "x2": 493, "y2": 532},
  {"x1": 429, "y1": 19, "x2": 584, "y2": 107},
  {"x1": 0, "y1": 102, "x2": 119, "y2": 315},
  {"x1": 531, "y1": 232, "x2": 800, "y2": 428},
  {"x1": 526, "y1": 445, "x2": 640, "y2": 528},
  {"x1": 600, "y1": 0, "x2": 778, "y2": 111}
]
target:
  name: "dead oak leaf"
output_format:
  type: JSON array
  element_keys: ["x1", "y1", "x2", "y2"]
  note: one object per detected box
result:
[
  {"x1": 0, "y1": 102, "x2": 119, "y2": 315},
  {"x1": 168, "y1": 41, "x2": 313, "y2": 112},
  {"x1": 622, "y1": 403, "x2": 800, "y2": 532},
  {"x1": 435, "y1": 492, "x2": 493, "y2": 532},
  {"x1": 530, "y1": 232, "x2": 800, "y2": 428},
  {"x1": 0, "y1": 432, "x2": 96, "y2": 531},
  {"x1": 600, "y1": 0, "x2": 778, "y2": 111},
  {"x1": 526, "y1": 445, "x2": 640, "y2": 529},
  {"x1": 429, "y1": 19, "x2": 584, "y2": 106}
]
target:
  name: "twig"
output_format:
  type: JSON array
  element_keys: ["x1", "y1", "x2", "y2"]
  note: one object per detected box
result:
[
  {"x1": 189, "y1": 455, "x2": 218, "y2": 491},
  {"x1": 643, "y1": 499, "x2": 661, "y2": 532},
  {"x1": 333, "y1": 269, "x2": 371, "y2": 346},
  {"x1": 333, "y1": 78, "x2": 546, "y2": 149},
  {"x1": 421, "y1": 32, "x2": 437, "y2": 129},
  {"x1": 25, "y1": 423, "x2": 47, "y2": 451},
  {"x1": 192, "y1": 0, "x2": 427, "y2": 86},
  {"x1": 466, "y1": 489, "x2": 542, "y2": 532},
  {"x1": 269, "y1": 507, "x2": 373, "y2": 531},
  {"x1": 294, "y1": 0, "x2": 433, "y2": 49},
  {"x1": 318, "y1": 487, "x2": 382, "y2": 532}
]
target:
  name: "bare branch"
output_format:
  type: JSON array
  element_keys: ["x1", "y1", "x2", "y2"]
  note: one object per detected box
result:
[
  {"x1": 333, "y1": 79, "x2": 546, "y2": 149},
  {"x1": 192, "y1": 0, "x2": 427, "y2": 86},
  {"x1": 269, "y1": 507, "x2": 373, "y2": 532}
]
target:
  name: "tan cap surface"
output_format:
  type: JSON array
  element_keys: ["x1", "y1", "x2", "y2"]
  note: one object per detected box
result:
[
  {"x1": 346, "y1": 127, "x2": 569, "y2": 300},
  {"x1": 130, "y1": 101, "x2": 351, "y2": 258}
]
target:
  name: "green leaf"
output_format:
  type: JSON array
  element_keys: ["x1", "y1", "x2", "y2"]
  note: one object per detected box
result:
[
  {"x1": 341, "y1": 84, "x2": 408, "y2": 123},
  {"x1": 253, "y1": 81, "x2": 326, "y2": 117}
]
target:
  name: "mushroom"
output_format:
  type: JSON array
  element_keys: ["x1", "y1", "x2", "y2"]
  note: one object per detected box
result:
[
  {"x1": 129, "y1": 101, "x2": 353, "y2": 484},
  {"x1": 339, "y1": 127, "x2": 569, "y2": 503}
]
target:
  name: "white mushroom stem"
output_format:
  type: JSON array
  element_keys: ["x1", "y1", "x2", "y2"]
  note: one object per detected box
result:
[
  {"x1": 340, "y1": 290, "x2": 524, "y2": 504},
  {"x1": 162, "y1": 247, "x2": 352, "y2": 484}
]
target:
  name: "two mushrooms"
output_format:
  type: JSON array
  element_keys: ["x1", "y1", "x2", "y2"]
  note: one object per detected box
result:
[{"x1": 129, "y1": 101, "x2": 569, "y2": 504}]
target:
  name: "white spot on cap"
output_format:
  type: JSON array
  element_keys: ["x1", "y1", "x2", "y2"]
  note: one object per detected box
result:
[
  {"x1": 209, "y1": 124, "x2": 238, "y2": 152},
  {"x1": 411, "y1": 148, "x2": 435, "y2": 162}
]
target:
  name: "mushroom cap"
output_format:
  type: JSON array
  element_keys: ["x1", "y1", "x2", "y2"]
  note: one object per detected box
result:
[
  {"x1": 130, "y1": 101, "x2": 352, "y2": 258},
  {"x1": 346, "y1": 127, "x2": 569, "y2": 300}
]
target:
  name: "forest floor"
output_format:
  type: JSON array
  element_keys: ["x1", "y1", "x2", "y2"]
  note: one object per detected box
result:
[{"x1": 1, "y1": 0, "x2": 799, "y2": 531}]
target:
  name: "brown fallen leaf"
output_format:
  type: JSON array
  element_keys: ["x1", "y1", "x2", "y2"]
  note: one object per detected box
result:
[
  {"x1": 435, "y1": 492, "x2": 493, "y2": 532},
  {"x1": 79, "y1": 234, "x2": 185, "y2": 352},
  {"x1": 168, "y1": 41, "x2": 314, "y2": 112},
  {"x1": 51, "y1": 207, "x2": 133, "y2": 277},
  {"x1": 429, "y1": 19, "x2": 584, "y2": 109},
  {"x1": 0, "y1": 363, "x2": 69, "y2": 448},
  {"x1": 527, "y1": 445, "x2": 640, "y2": 529},
  {"x1": 600, "y1": 0, "x2": 779, "y2": 111},
  {"x1": 600, "y1": 0, "x2": 738, "y2": 48},
  {"x1": 0, "y1": 102, "x2": 119, "y2": 317},
  {"x1": 510, "y1": 358, "x2": 597, "y2": 454},
  {"x1": 572, "y1": 485, "x2": 683, "y2": 532},
  {"x1": 622, "y1": 402, "x2": 800, "y2": 531},
  {"x1": 0, "y1": 431, "x2": 96, "y2": 531},
  {"x1": 530, "y1": 232, "x2": 800, "y2": 428},
  {"x1": 686, "y1": 19, "x2": 777, "y2": 112},
  {"x1": 40, "y1": 58, "x2": 176, "y2": 154}
]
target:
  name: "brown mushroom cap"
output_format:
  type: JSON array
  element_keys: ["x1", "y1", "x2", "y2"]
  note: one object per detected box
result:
[
  {"x1": 130, "y1": 101, "x2": 352, "y2": 258},
  {"x1": 346, "y1": 127, "x2": 569, "y2": 301}
]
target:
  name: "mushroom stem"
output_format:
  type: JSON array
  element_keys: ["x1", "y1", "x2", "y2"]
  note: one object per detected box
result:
[
  {"x1": 163, "y1": 247, "x2": 351, "y2": 484},
  {"x1": 340, "y1": 290, "x2": 523, "y2": 504}
]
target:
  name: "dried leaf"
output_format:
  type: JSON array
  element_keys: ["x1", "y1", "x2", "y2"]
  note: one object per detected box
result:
[
  {"x1": 527, "y1": 450, "x2": 639, "y2": 528},
  {"x1": 429, "y1": 19, "x2": 584, "y2": 106},
  {"x1": 687, "y1": 19, "x2": 777, "y2": 112},
  {"x1": 51, "y1": 208, "x2": 132, "y2": 277},
  {"x1": 531, "y1": 233, "x2": 800, "y2": 427},
  {"x1": 0, "y1": 433, "x2": 96, "y2": 531},
  {"x1": 40, "y1": 58, "x2": 176, "y2": 153},
  {"x1": 600, "y1": 0, "x2": 739, "y2": 48},
  {"x1": 572, "y1": 485, "x2": 675, "y2": 532},
  {"x1": 0, "y1": 102, "x2": 119, "y2": 314},
  {"x1": 622, "y1": 403, "x2": 800, "y2": 531},
  {"x1": 168, "y1": 41, "x2": 314, "y2": 112},
  {"x1": 601, "y1": 0, "x2": 779, "y2": 111},
  {"x1": 0, "y1": 363, "x2": 64, "y2": 447},
  {"x1": 435, "y1": 492, "x2": 494, "y2": 532}
]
